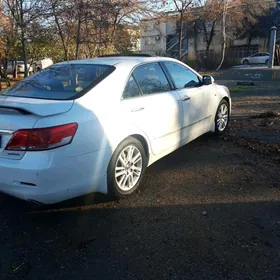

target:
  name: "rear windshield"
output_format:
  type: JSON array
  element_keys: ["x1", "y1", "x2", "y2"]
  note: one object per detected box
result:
[{"x1": 1, "y1": 64, "x2": 115, "y2": 100}]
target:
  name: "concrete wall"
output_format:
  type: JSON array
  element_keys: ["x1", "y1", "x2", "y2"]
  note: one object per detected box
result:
[
  {"x1": 166, "y1": 18, "x2": 176, "y2": 35},
  {"x1": 140, "y1": 18, "x2": 177, "y2": 55},
  {"x1": 233, "y1": 38, "x2": 268, "y2": 51}
]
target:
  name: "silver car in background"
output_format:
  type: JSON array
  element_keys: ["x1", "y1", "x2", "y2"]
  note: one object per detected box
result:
[{"x1": 241, "y1": 52, "x2": 270, "y2": 65}]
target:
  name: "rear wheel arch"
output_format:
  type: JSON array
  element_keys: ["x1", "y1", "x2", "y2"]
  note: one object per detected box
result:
[
  {"x1": 108, "y1": 133, "x2": 151, "y2": 170},
  {"x1": 107, "y1": 135, "x2": 149, "y2": 198},
  {"x1": 130, "y1": 134, "x2": 150, "y2": 158}
]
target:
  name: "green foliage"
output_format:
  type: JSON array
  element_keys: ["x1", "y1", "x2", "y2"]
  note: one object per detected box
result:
[{"x1": 229, "y1": 85, "x2": 254, "y2": 92}]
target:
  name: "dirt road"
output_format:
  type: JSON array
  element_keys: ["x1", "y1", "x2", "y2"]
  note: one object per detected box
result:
[{"x1": 1, "y1": 87, "x2": 280, "y2": 280}]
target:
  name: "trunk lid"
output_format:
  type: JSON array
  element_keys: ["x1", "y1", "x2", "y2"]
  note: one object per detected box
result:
[
  {"x1": 0, "y1": 96, "x2": 73, "y2": 117},
  {"x1": 0, "y1": 96, "x2": 74, "y2": 159}
]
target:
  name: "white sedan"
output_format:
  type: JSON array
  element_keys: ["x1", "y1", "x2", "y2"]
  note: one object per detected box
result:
[
  {"x1": 0, "y1": 56, "x2": 231, "y2": 204},
  {"x1": 241, "y1": 52, "x2": 270, "y2": 65},
  {"x1": 7, "y1": 61, "x2": 33, "y2": 75}
]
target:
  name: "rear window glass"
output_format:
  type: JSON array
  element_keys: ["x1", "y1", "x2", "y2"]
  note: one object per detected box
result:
[{"x1": 1, "y1": 64, "x2": 115, "y2": 100}]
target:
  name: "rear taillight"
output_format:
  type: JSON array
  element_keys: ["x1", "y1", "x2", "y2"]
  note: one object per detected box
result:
[{"x1": 5, "y1": 123, "x2": 78, "y2": 151}]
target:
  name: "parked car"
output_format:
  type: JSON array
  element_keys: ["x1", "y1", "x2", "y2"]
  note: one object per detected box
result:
[
  {"x1": 0, "y1": 56, "x2": 231, "y2": 204},
  {"x1": 7, "y1": 61, "x2": 33, "y2": 75},
  {"x1": 241, "y1": 52, "x2": 270, "y2": 65},
  {"x1": 33, "y1": 58, "x2": 53, "y2": 73}
]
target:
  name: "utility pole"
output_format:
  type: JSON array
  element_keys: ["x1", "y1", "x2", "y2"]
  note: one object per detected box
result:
[{"x1": 268, "y1": 26, "x2": 277, "y2": 69}]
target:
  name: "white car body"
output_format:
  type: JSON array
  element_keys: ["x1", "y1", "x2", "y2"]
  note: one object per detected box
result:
[
  {"x1": 241, "y1": 52, "x2": 270, "y2": 65},
  {"x1": 7, "y1": 61, "x2": 33, "y2": 75},
  {"x1": 0, "y1": 57, "x2": 231, "y2": 204},
  {"x1": 33, "y1": 58, "x2": 54, "y2": 72}
]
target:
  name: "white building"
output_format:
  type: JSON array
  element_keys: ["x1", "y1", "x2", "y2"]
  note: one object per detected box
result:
[
  {"x1": 140, "y1": 12, "x2": 270, "y2": 67},
  {"x1": 140, "y1": 16, "x2": 188, "y2": 58},
  {"x1": 127, "y1": 27, "x2": 141, "y2": 53}
]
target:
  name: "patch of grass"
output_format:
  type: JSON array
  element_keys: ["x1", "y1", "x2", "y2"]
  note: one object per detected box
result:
[
  {"x1": 229, "y1": 85, "x2": 254, "y2": 92},
  {"x1": 230, "y1": 84, "x2": 280, "y2": 92}
]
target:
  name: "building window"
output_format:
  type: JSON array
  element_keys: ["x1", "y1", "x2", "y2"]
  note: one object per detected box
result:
[{"x1": 145, "y1": 37, "x2": 154, "y2": 45}]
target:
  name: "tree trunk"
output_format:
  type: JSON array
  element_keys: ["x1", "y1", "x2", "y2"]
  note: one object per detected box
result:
[
  {"x1": 75, "y1": 2, "x2": 82, "y2": 59},
  {"x1": 13, "y1": 60, "x2": 18, "y2": 79},
  {"x1": 204, "y1": 23, "x2": 215, "y2": 70},
  {"x1": 178, "y1": 11, "x2": 183, "y2": 61},
  {"x1": 21, "y1": 31, "x2": 28, "y2": 78},
  {"x1": 19, "y1": 0, "x2": 28, "y2": 78},
  {"x1": 216, "y1": 1, "x2": 227, "y2": 72},
  {"x1": 205, "y1": 44, "x2": 210, "y2": 69},
  {"x1": 75, "y1": 17, "x2": 81, "y2": 59},
  {"x1": 53, "y1": 10, "x2": 68, "y2": 61},
  {"x1": 246, "y1": 36, "x2": 252, "y2": 56},
  {"x1": 3, "y1": 58, "x2": 8, "y2": 77}
]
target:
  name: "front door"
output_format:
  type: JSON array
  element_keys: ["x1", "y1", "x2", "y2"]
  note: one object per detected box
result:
[
  {"x1": 120, "y1": 62, "x2": 183, "y2": 155},
  {"x1": 162, "y1": 61, "x2": 214, "y2": 142}
]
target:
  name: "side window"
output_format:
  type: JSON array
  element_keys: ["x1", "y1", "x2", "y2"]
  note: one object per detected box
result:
[
  {"x1": 122, "y1": 76, "x2": 141, "y2": 99},
  {"x1": 133, "y1": 63, "x2": 171, "y2": 95},
  {"x1": 164, "y1": 62, "x2": 201, "y2": 89}
]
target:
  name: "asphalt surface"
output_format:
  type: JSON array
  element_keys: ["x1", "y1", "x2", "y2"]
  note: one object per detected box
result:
[{"x1": 1, "y1": 88, "x2": 280, "y2": 280}]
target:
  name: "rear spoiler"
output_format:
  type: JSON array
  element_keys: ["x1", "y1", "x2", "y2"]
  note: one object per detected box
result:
[
  {"x1": 0, "y1": 96, "x2": 74, "y2": 116},
  {"x1": 0, "y1": 106, "x2": 31, "y2": 115}
]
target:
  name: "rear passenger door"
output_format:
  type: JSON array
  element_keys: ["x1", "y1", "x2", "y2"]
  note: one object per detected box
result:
[{"x1": 120, "y1": 62, "x2": 183, "y2": 155}]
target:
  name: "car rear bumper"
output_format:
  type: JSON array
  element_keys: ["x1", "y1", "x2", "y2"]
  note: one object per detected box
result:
[{"x1": 0, "y1": 149, "x2": 111, "y2": 204}]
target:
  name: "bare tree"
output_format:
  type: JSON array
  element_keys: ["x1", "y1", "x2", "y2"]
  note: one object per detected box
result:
[
  {"x1": 0, "y1": 8, "x2": 16, "y2": 81},
  {"x1": 193, "y1": 0, "x2": 223, "y2": 68},
  {"x1": 45, "y1": 0, "x2": 162, "y2": 59},
  {"x1": 216, "y1": 0, "x2": 272, "y2": 71},
  {"x1": 4, "y1": 0, "x2": 47, "y2": 77},
  {"x1": 170, "y1": 0, "x2": 195, "y2": 60},
  {"x1": 79, "y1": 0, "x2": 164, "y2": 57},
  {"x1": 48, "y1": 0, "x2": 73, "y2": 61},
  {"x1": 215, "y1": 0, "x2": 228, "y2": 71}
]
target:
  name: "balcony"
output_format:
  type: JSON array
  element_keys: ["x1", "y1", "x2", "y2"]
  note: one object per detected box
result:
[{"x1": 166, "y1": 34, "x2": 188, "y2": 59}]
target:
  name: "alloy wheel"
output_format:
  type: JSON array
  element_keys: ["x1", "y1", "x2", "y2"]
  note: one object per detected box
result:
[
  {"x1": 216, "y1": 103, "x2": 229, "y2": 132},
  {"x1": 115, "y1": 145, "x2": 143, "y2": 191}
]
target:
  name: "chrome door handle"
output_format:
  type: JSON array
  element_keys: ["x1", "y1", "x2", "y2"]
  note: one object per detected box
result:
[
  {"x1": 131, "y1": 107, "x2": 144, "y2": 112},
  {"x1": 182, "y1": 96, "x2": 190, "y2": 101}
]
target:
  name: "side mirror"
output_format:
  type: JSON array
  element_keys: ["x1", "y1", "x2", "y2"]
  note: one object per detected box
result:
[{"x1": 202, "y1": 75, "x2": 215, "y2": 85}]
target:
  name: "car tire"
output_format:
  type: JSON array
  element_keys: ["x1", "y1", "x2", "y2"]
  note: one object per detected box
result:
[
  {"x1": 243, "y1": 59, "x2": 249, "y2": 65},
  {"x1": 265, "y1": 59, "x2": 269, "y2": 65},
  {"x1": 107, "y1": 137, "x2": 148, "y2": 198},
  {"x1": 215, "y1": 99, "x2": 230, "y2": 135}
]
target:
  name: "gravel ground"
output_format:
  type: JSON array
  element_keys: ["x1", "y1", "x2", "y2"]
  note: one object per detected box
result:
[
  {"x1": 231, "y1": 88, "x2": 280, "y2": 119},
  {"x1": 1, "y1": 87, "x2": 280, "y2": 280}
]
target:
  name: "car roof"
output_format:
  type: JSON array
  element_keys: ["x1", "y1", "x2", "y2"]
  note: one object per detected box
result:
[{"x1": 58, "y1": 56, "x2": 179, "y2": 68}]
